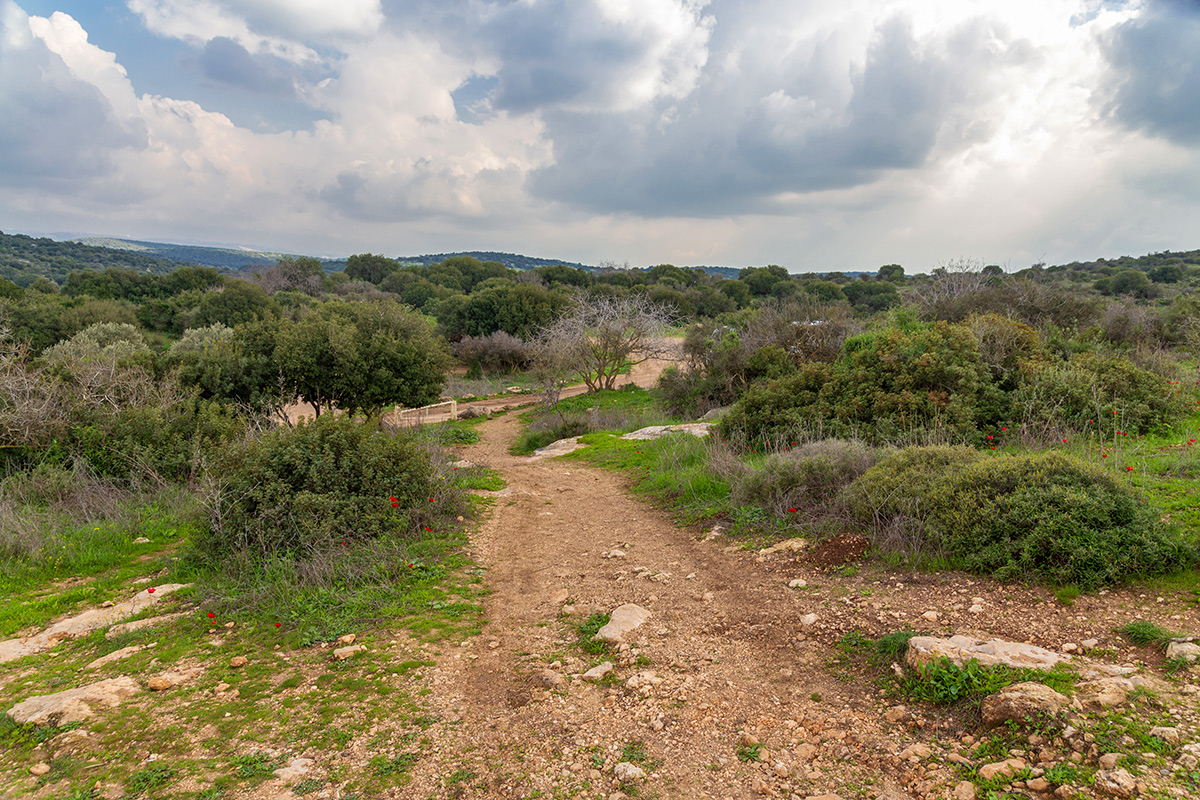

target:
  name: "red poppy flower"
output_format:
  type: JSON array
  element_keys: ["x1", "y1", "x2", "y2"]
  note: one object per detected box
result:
[
  {"x1": 787, "y1": 508, "x2": 797, "y2": 513},
  {"x1": 1125, "y1": 466, "x2": 1133, "y2": 471},
  {"x1": 1062, "y1": 439, "x2": 1068, "y2": 444},
  {"x1": 986, "y1": 435, "x2": 993, "y2": 440},
  {"x1": 147, "y1": 587, "x2": 155, "y2": 594},
  {"x1": 1000, "y1": 427, "x2": 1007, "y2": 431},
  {"x1": 275, "y1": 622, "x2": 282, "y2": 628},
  {"x1": 207, "y1": 611, "x2": 216, "y2": 618},
  {"x1": 1102, "y1": 454, "x2": 1108, "y2": 458},
  {"x1": 425, "y1": 527, "x2": 432, "y2": 531},
  {"x1": 341, "y1": 541, "x2": 348, "y2": 546}
]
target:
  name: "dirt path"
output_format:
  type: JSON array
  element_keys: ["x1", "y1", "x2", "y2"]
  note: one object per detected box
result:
[{"x1": 400, "y1": 412, "x2": 916, "y2": 800}]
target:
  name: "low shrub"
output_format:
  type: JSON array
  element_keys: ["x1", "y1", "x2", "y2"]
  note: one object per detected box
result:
[
  {"x1": 196, "y1": 415, "x2": 456, "y2": 568},
  {"x1": 731, "y1": 439, "x2": 879, "y2": 519},
  {"x1": 845, "y1": 448, "x2": 1196, "y2": 587}
]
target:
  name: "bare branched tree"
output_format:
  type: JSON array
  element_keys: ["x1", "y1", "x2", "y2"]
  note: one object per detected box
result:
[
  {"x1": 911, "y1": 257, "x2": 987, "y2": 306},
  {"x1": 534, "y1": 294, "x2": 676, "y2": 392}
]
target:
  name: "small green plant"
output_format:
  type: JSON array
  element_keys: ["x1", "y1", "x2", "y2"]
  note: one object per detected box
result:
[
  {"x1": 1055, "y1": 586, "x2": 1080, "y2": 606},
  {"x1": 577, "y1": 613, "x2": 611, "y2": 655},
  {"x1": 1042, "y1": 763, "x2": 1084, "y2": 787},
  {"x1": 292, "y1": 778, "x2": 324, "y2": 795},
  {"x1": 230, "y1": 753, "x2": 284, "y2": 779},
  {"x1": 874, "y1": 630, "x2": 917, "y2": 665},
  {"x1": 123, "y1": 764, "x2": 175, "y2": 797},
  {"x1": 736, "y1": 744, "x2": 762, "y2": 762},
  {"x1": 621, "y1": 740, "x2": 653, "y2": 765},
  {"x1": 371, "y1": 752, "x2": 421, "y2": 776}
]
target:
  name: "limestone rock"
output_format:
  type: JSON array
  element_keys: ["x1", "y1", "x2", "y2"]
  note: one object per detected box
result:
[
  {"x1": 788, "y1": 579, "x2": 807, "y2": 589},
  {"x1": 1166, "y1": 641, "x2": 1200, "y2": 662},
  {"x1": 905, "y1": 635, "x2": 1066, "y2": 671},
  {"x1": 337, "y1": 634, "x2": 357, "y2": 645},
  {"x1": 977, "y1": 757, "x2": 1026, "y2": 781},
  {"x1": 758, "y1": 538, "x2": 808, "y2": 556},
  {"x1": 548, "y1": 589, "x2": 570, "y2": 605},
  {"x1": 0, "y1": 585, "x2": 189, "y2": 663},
  {"x1": 980, "y1": 682, "x2": 1069, "y2": 728},
  {"x1": 104, "y1": 611, "x2": 189, "y2": 640},
  {"x1": 1149, "y1": 726, "x2": 1179, "y2": 745},
  {"x1": 621, "y1": 423, "x2": 713, "y2": 440},
  {"x1": 332, "y1": 645, "x2": 364, "y2": 661},
  {"x1": 882, "y1": 705, "x2": 908, "y2": 724},
  {"x1": 229, "y1": 656, "x2": 249, "y2": 668},
  {"x1": 1093, "y1": 768, "x2": 1138, "y2": 797},
  {"x1": 534, "y1": 669, "x2": 564, "y2": 688},
  {"x1": 583, "y1": 662, "x2": 614, "y2": 682},
  {"x1": 147, "y1": 667, "x2": 201, "y2": 692},
  {"x1": 952, "y1": 781, "x2": 976, "y2": 800},
  {"x1": 530, "y1": 437, "x2": 586, "y2": 459},
  {"x1": 595, "y1": 604, "x2": 651, "y2": 645},
  {"x1": 1075, "y1": 678, "x2": 1133, "y2": 711},
  {"x1": 85, "y1": 644, "x2": 153, "y2": 670},
  {"x1": 273, "y1": 757, "x2": 314, "y2": 781},
  {"x1": 1098, "y1": 753, "x2": 1121, "y2": 770},
  {"x1": 6, "y1": 676, "x2": 140, "y2": 725},
  {"x1": 613, "y1": 762, "x2": 646, "y2": 782},
  {"x1": 30, "y1": 763, "x2": 50, "y2": 776},
  {"x1": 801, "y1": 613, "x2": 819, "y2": 628}
]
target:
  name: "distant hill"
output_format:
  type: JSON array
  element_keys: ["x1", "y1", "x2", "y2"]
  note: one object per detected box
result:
[
  {"x1": 71, "y1": 237, "x2": 340, "y2": 272},
  {"x1": 1, "y1": 230, "x2": 181, "y2": 287},
  {"x1": 393, "y1": 251, "x2": 593, "y2": 272}
]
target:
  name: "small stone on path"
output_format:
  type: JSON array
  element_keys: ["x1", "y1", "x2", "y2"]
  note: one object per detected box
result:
[
  {"x1": 30, "y1": 763, "x2": 50, "y2": 776},
  {"x1": 613, "y1": 762, "x2": 645, "y2": 782},
  {"x1": 229, "y1": 656, "x2": 248, "y2": 668},
  {"x1": 582, "y1": 662, "x2": 613, "y2": 682},
  {"x1": 595, "y1": 604, "x2": 651, "y2": 644}
]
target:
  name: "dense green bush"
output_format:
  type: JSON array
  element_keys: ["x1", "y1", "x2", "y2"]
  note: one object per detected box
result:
[
  {"x1": 1018, "y1": 352, "x2": 1186, "y2": 436},
  {"x1": 196, "y1": 415, "x2": 451, "y2": 566},
  {"x1": 720, "y1": 321, "x2": 987, "y2": 443},
  {"x1": 845, "y1": 448, "x2": 1195, "y2": 587}
]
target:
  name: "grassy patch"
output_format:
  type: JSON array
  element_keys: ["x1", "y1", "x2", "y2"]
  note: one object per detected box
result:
[
  {"x1": 1116, "y1": 620, "x2": 1180, "y2": 647},
  {"x1": 897, "y1": 657, "x2": 1076, "y2": 706},
  {"x1": 577, "y1": 613, "x2": 611, "y2": 656}
]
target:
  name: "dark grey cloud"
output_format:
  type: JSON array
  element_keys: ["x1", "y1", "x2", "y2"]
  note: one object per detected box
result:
[
  {"x1": 529, "y1": 13, "x2": 1033, "y2": 216},
  {"x1": 199, "y1": 36, "x2": 296, "y2": 95},
  {"x1": 0, "y1": 10, "x2": 146, "y2": 190},
  {"x1": 1100, "y1": 0, "x2": 1200, "y2": 144}
]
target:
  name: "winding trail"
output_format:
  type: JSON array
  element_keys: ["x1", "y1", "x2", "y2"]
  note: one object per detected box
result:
[{"x1": 401, "y1": 410, "x2": 914, "y2": 800}]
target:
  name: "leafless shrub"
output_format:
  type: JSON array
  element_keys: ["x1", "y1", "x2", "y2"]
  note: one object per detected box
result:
[
  {"x1": 0, "y1": 332, "x2": 65, "y2": 447},
  {"x1": 534, "y1": 295, "x2": 676, "y2": 392},
  {"x1": 1100, "y1": 299, "x2": 1165, "y2": 349},
  {"x1": 744, "y1": 299, "x2": 860, "y2": 363},
  {"x1": 453, "y1": 331, "x2": 533, "y2": 373}
]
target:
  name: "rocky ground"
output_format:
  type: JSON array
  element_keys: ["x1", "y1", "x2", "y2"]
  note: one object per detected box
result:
[{"x1": 4, "y1": 401, "x2": 1200, "y2": 800}]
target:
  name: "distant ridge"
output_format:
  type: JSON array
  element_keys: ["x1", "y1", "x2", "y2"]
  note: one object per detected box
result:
[
  {"x1": 394, "y1": 251, "x2": 592, "y2": 271},
  {"x1": 72, "y1": 237, "x2": 337, "y2": 271}
]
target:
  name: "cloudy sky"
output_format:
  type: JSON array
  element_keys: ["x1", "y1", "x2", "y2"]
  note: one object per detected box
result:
[{"x1": 1, "y1": 0, "x2": 1198, "y2": 272}]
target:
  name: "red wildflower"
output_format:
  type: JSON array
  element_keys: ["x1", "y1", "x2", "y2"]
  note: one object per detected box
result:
[
  {"x1": 275, "y1": 622, "x2": 281, "y2": 628},
  {"x1": 207, "y1": 612, "x2": 216, "y2": 619},
  {"x1": 147, "y1": 587, "x2": 155, "y2": 594},
  {"x1": 787, "y1": 508, "x2": 797, "y2": 513},
  {"x1": 1125, "y1": 466, "x2": 1133, "y2": 471}
]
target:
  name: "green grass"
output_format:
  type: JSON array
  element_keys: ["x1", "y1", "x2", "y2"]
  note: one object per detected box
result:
[
  {"x1": 1116, "y1": 620, "x2": 1179, "y2": 647},
  {"x1": 0, "y1": 493, "x2": 199, "y2": 636},
  {"x1": 577, "y1": 613, "x2": 611, "y2": 655},
  {"x1": 897, "y1": 657, "x2": 1076, "y2": 706}
]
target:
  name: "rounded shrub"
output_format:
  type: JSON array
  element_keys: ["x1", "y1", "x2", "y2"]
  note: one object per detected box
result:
[
  {"x1": 197, "y1": 415, "x2": 447, "y2": 566},
  {"x1": 929, "y1": 452, "x2": 1193, "y2": 588},
  {"x1": 845, "y1": 447, "x2": 1196, "y2": 587}
]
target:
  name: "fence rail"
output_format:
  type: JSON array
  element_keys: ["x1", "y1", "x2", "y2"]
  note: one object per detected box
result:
[{"x1": 387, "y1": 400, "x2": 458, "y2": 428}]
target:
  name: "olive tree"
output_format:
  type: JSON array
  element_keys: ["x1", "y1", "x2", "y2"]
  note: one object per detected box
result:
[{"x1": 534, "y1": 294, "x2": 675, "y2": 393}]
